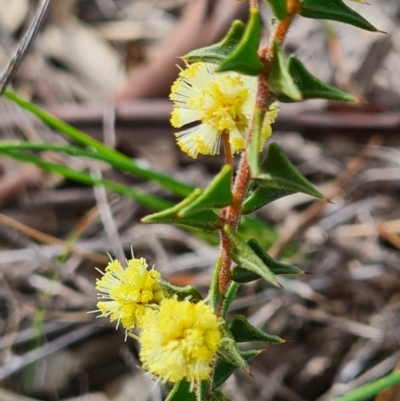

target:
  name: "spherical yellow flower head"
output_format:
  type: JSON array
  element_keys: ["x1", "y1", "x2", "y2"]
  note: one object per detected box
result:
[
  {"x1": 96, "y1": 257, "x2": 164, "y2": 331},
  {"x1": 139, "y1": 298, "x2": 222, "y2": 384},
  {"x1": 170, "y1": 62, "x2": 278, "y2": 158}
]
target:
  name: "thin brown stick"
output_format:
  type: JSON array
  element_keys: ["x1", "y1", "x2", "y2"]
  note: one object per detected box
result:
[
  {"x1": 0, "y1": 0, "x2": 53, "y2": 95},
  {"x1": 0, "y1": 322, "x2": 104, "y2": 381},
  {"x1": 0, "y1": 213, "x2": 108, "y2": 264},
  {"x1": 0, "y1": 276, "x2": 21, "y2": 366},
  {"x1": 333, "y1": 219, "x2": 400, "y2": 238},
  {"x1": 377, "y1": 225, "x2": 400, "y2": 251}
]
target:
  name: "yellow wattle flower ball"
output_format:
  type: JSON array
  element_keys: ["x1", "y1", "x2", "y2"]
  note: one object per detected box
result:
[
  {"x1": 139, "y1": 298, "x2": 222, "y2": 384},
  {"x1": 95, "y1": 257, "x2": 164, "y2": 331},
  {"x1": 170, "y1": 62, "x2": 278, "y2": 158}
]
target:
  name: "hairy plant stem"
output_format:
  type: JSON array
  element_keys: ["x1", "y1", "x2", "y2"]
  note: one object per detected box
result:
[
  {"x1": 216, "y1": 0, "x2": 301, "y2": 314},
  {"x1": 262, "y1": 0, "x2": 302, "y2": 59},
  {"x1": 222, "y1": 131, "x2": 232, "y2": 167}
]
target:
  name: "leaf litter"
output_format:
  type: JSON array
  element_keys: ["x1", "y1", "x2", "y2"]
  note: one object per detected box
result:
[{"x1": 0, "y1": 1, "x2": 399, "y2": 401}]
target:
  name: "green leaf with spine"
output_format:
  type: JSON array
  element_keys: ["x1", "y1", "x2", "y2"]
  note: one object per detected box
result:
[
  {"x1": 256, "y1": 143, "x2": 325, "y2": 200},
  {"x1": 221, "y1": 281, "x2": 239, "y2": 319},
  {"x1": 229, "y1": 315, "x2": 285, "y2": 344},
  {"x1": 217, "y1": 329, "x2": 250, "y2": 372},
  {"x1": 224, "y1": 225, "x2": 280, "y2": 288},
  {"x1": 209, "y1": 258, "x2": 223, "y2": 311},
  {"x1": 247, "y1": 108, "x2": 262, "y2": 177},
  {"x1": 179, "y1": 165, "x2": 233, "y2": 217},
  {"x1": 243, "y1": 187, "x2": 295, "y2": 214},
  {"x1": 141, "y1": 189, "x2": 220, "y2": 231},
  {"x1": 265, "y1": 0, "x2": 288, "y2": 20},
  {"x1": 211, "y1": 391, "x2": 233, "y2": 401},
  {"x1": 300, "y1": 0, "x2": 379, "y2": 32},
  {"x1": 196, "y1": 380, "x2": 210, "y2": 401},
  {"x1": 166, "y1": 380, "x2": 196, "y2": 401},
  {"x1": 217, "y1": 8, "x2": 263, "y2": 75},
  {"x1": 232, "y1": 238, "x2": 304, "y2": 283},
  {"x1": 278, "y1": 56, "x2": 358, "y2": 103},
  {"x1": 212, "y1": 350, "x2": 260, "y2": 389},
  {"x1": 268, "y1": 40, "x2": 302, "y2": 101},
  {"x1": 157, "y1": 279, "x2": 203, "y2": 302},
  {"x1": 183, "y1": 20, "x2": 245, "y2": 65}
]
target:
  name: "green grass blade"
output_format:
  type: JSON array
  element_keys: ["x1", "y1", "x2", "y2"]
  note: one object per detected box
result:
[
  {"x1": 1, "y1": 149, "x2": 171, "y2": 211},
  {"x1": 332, "y1": 371, "x2": 400, "y2": 401},
  {"x1": 2, "y1": 90, "x2": 193, "y2": 197},
  {"x1": 0, "y1": 140, "x2": 159, "y2": 172},
  {"x1": 0, "y1": 141, "x2": 273, "y2": 244}
]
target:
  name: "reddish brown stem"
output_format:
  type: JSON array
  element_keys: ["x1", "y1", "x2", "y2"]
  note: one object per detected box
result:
[
  {"x1": 264, "y1": 0, "x2": 302, "y2": 59},
  {"x1": 218, "y1": 230, "x2": 232, "y2": 308},
  {"x1": 216, "y1": 0, "x2": 301, "y2": 315},
  {"x1": 222, "y1": 131, "x2": 233, "y2": 166},
  {"x1": 250, "y1": 0, "x2": 259, "y2": 10}
]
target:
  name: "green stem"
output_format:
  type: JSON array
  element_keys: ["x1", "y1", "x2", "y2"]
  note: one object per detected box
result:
[
  {"x1": 332, "y1": 371, "x2": 400, "y2": 401},
  {"x1": 1, "y1": 149, "x2": 171, "y2": 211}
]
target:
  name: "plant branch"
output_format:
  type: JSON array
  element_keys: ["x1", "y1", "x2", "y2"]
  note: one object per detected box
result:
[
  {"x1": 216, "y1": 0, "x2": 301, "y2": 310},
  {"x1": 0, "y1": 0, "x2": 53, "y2": 95}
]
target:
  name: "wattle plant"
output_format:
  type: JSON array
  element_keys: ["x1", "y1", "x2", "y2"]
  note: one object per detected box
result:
[
  {"x1": 2, "y1": 0, "x2": 392, "y2": 400},
  {"x1": 95, "y1": 1, "x2": 380, "y2": 400},
  {"x1": 120, "y1": 1, "x2": 379, "y2": 399}
]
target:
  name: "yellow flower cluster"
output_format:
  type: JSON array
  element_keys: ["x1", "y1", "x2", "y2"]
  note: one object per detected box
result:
[
  {"x1": 95, "y1": 256, "x2": 222, "y2": 385},
  {"x1": 96, "y1": 257, "x2": 164, "y2": 330},
  {"x1": 170, "y1": 62, "x2": 278, "y2": 158},
  {"x1": 140, "y1": 298, "x2": 221, "y2": 384}
]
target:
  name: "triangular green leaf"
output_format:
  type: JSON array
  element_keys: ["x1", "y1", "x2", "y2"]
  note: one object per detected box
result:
[
  {"x1": 232, "y1": 238, "x2": 303, "y2": 283},
  {"x1": 248, "y1": 238, "x2": 303, "y2": 274},
  {"x1": 257, "y1": 143, "x2": 325, "y2": 200},
  {"x1": 217, "y1": 8, "x2": 263, "y2": 75},
  {"x1": 217, "y1": 334, "x2": 249, "y2": 372},
  {"x1": 232, "y1": 262, "x2": 303, "y2": 282},
  {"x1": 247, "y1": 108, "x2": 262, "y2": 177},
  {"x1": 179, "y1": 165, "x2": 233, "y2": 217},
  {"x1": 231, "y1": 267, "x2": 263, "y2": 283},
  {"x1": 243, "y1": 187, "x2": 295, "y2": 214},
  {"x1": 300, "y1": 0, "x2": 379, "y2": 32},
  {"x1": 166, "y1": 380, "x2": 196, "y2": 401},
  {"x1": 229, "y1": 315, "x2": 285, "y2": 344},
  {"x1": 278, "y1": 56, "x2": 357, "y2": 103},
  {"x1": 213, "y1": 350, "x2": 259, "y2": 389},
  {"x1": 224, "y1": 225, "x2": 280, "y2": 287},
  {"x1": 142, "y1": 189, "x2": 220, "y2": 231},
  {"x1": 183, "y1": 21, "x2": 246, "y2": 65},
  {"x1": 157, "y1": 279, "x2": 203, "y2": 302},
  {"x1": 265, "y1": 0, "x2": 288, "y2": 20},
  {"x1": 268, "y1": 40, "x2": 302, "y2": 100},
  {"x1": 221, "y1": 281, "x2": 239, "y2": 319}
]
